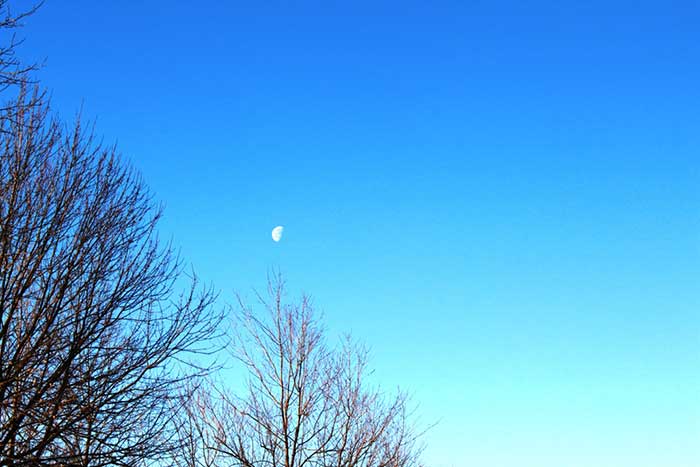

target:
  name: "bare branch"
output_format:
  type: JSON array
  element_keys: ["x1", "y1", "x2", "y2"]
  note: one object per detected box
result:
[
  {"x1": 0, "y1": 88, "x2": 224, "y2": 467},
  {"x1": 175, "y1": 276, "x2": 425, "y2": 467}
]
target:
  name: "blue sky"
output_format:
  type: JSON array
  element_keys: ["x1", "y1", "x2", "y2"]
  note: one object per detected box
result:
[{"x1": 20, "y1": 1, "x2": 700, "y2": 466}]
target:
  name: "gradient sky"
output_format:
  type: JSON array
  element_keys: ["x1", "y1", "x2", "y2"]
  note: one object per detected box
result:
[{"x1": 20, "y1": 1, "x2": 700, "y2": 466}]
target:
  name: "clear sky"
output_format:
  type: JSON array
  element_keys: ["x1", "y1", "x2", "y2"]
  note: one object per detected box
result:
[{"x1": 20, "y1": 1, "x2": 699, "y2": 466}]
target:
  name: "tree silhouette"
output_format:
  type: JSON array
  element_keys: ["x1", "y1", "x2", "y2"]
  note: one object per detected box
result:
[
  {"x1": 0, "y1": 89, "x2": 222, "y2": 467},
  {"x1": 0, "y1": 1, "x2": 41, "y2": 103},
  {"x1": 174, "y1": 276, "x2": 424, "y2": 467}
]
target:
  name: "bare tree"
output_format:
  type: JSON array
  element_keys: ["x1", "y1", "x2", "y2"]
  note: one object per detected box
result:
[
  {"x1": 0, "y1": 88, "x2": 223, "y2": 467},
  {"x1": 0, "y1": 1, "x2": 40, "y2": 94},
  {"x1": 170, "y1": 384, "x2": 224, "y2": 467},
  {"x1": 177, "y1": 276, "x2": 424, "y2": 467}
]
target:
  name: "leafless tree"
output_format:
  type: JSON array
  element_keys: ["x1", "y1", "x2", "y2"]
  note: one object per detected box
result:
[
  {"x1": 0, "y1": 1, "x2": 40, "y2": 94},
  {"x1": 176, "y1": 276, "x2": 424, "y2": 467},
  {"x1": 0, "y1": 88, "x2": 223, "y2": 467}
]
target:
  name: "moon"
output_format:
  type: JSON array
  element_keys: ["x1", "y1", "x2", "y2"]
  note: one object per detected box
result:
[{"x1": 271, "y1": 226, "x2": 284, "y2": 242}]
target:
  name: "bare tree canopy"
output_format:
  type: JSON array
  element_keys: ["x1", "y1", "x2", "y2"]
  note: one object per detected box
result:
[
  {"x1": 0, "y1": 89, "x2": 222, "y2": 467},
  {"x1": 174, "y1": 277, "x2": 424, "y2": 467},
  {"x1": 0, "y1": 0, "x2": 40, "y2": 93}
]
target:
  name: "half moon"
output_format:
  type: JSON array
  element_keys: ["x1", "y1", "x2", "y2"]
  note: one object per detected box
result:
[{"x1": 271, "y1": 226, "x2": 284, "y2": 242}]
